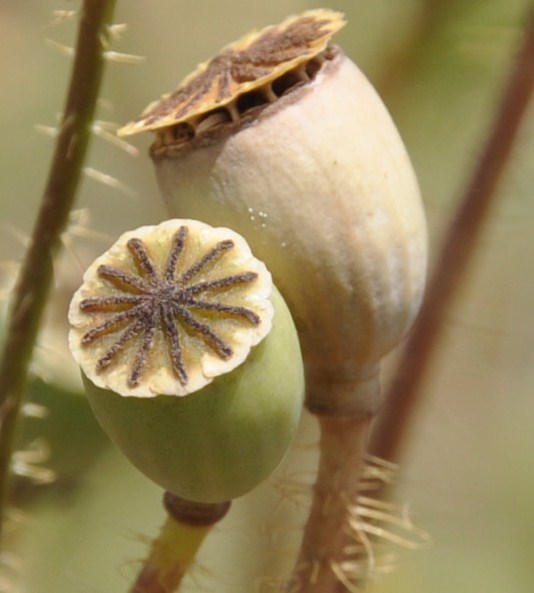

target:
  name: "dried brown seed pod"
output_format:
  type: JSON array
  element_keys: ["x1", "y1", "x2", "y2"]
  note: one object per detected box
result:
[{"x1": 119, "y1": 10, "x2": 428, "y2": 417}]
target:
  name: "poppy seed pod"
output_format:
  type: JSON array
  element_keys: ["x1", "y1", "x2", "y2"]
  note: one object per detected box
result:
[
  {"x1": 68, "y1": 219, "x2": 304, "y2": 503},
  {"x1": 119, "y1": 10, "x2": 427, "y2": 416}
]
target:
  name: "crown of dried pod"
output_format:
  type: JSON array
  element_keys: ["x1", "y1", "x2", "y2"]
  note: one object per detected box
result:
[
  {"x1": 68, "y1": 219, "x2": 304, "y2": 503},
  {"x1": 119, "y1": 10, "x2": 428, "y2": 417}
]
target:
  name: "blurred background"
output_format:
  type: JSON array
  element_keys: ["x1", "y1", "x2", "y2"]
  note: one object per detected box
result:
[{"x1": 1, "y1": 1, "x2": 533, "y2": 592}]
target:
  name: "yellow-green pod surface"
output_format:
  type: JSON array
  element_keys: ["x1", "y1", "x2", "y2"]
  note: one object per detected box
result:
[
  {"x1": 68, "y1": 218, "x2": 305, "y2": 504},
  {"x1": 82, "y1": 288, "x2": 303, "y2": 503}
]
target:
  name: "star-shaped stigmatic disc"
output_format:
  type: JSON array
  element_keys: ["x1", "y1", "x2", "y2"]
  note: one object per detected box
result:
[
  {"x1": 68, "y1": 219, "x2": 273, "y2": 398},
  {"x1": 118, "y1": 9, "x2": 345, "y2": 138}
]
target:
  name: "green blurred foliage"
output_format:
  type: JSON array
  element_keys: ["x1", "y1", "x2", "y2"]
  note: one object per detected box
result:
[{"x1": 1, "y1": 1, "x2": 533, "y2": 592}]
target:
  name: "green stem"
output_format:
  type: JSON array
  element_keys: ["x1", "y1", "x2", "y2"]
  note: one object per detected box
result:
[
  {"x1": 130, "y1": 493, "x2": 230, "y2": 593},
  {"x1": 370, "y1": 3, "x2": 534, "y2": 463},
  {"x1": 0, "y1": 0, "x2": 116, "y2": 541}
]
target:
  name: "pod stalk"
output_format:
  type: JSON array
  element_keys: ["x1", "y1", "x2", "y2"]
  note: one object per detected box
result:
[
  {"x1": 130, "y1": 492, "x2": 230, "y2": 593},
  {"x1": 288, "y1": 415, "x2": 371, "y2": 593}
]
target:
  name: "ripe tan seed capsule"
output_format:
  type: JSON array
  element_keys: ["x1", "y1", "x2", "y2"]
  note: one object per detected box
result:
[{"x1": 119, "y1": 10, "x2": 428, "y2": 416}]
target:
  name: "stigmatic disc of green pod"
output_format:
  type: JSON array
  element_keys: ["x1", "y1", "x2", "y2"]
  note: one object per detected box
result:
[{"x1": 68, "y1": 219, "x2": 304, "y2": 503}]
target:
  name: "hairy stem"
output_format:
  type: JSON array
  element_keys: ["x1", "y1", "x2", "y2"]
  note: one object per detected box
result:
[
  {"x1": 0, "y1": 0, "x2": 116, "y2": 539},
  {"x1": 130, "y1": 493, "x2": 230, "y2": 593},
  {"x1": 289, "y1": 414, "x2": 372, "y2": 593},
  {"x1": 370, "y1": 3, "x2": 534, "y2": 463}
]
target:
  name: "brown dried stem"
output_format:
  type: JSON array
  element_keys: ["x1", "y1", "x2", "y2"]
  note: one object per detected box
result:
[
  {"x1": 0, "y1": 0, "x2": 116, "y2": 540},
  {"x1": 370, "y1": 3, "x2": 534, "y2": 464},
  {"x1": 288, "y1": 413, "x2": 372, "y2": 593}
]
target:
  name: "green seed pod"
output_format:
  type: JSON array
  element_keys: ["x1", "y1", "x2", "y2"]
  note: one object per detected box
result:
[
  {"x1": 118, "y1": 10, "x2": 428, "y2": 417},
  {"x1": 68, "y1": 219, "x2": 304, "y2": 503}
]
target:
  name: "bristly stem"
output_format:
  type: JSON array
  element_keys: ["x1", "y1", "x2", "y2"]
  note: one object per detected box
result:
[
  {"x1": 130, "y1": 493, "x2": 231, "y2": 593},
  {"x1": 288, "y1": 414, "x2": 372, "y2": 593},
  {"x1": 0, "y1": 0, "x2": 116, "y2": 541},
  {"x1": 370, "y1": 3, "x2": 534, "y2": 464}
]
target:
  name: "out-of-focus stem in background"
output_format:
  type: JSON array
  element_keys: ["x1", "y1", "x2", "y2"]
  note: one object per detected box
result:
[
  {"x1": 0, "y1": 0, "x2": 116, "y2": 543},
  {"x1": 376, "y1": 0, "x2": 452, "y2": 98},
  {"x1": 370, "y1": 2, "x2": 534, "y2": 466}
]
